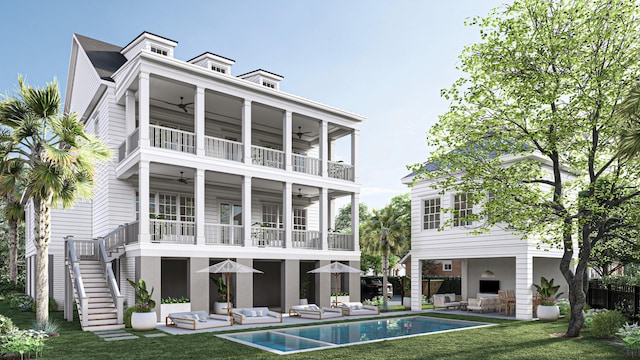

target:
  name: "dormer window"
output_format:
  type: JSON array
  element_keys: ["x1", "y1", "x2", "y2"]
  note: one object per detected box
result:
[
  {"x1": 212, "y1": 65, "x2": 226, "y2": 74},
  {"x1": 150, "y1": 46, "x2": 168, "y2": 56},
  {"x1": 262, "y1": 81, "x2": 276, "y2": 89}
]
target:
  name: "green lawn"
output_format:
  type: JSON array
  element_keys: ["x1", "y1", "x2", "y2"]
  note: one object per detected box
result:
[{"x1": 0, "y1": 302, "x2": 628, "y2": 359}]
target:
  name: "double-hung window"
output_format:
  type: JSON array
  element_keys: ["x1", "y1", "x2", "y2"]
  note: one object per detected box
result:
[
  {"x1": 423, "y1": 198, "x2": 441, "y2": 230},
  {"x1": 453, "y1": 193, "x2": 473, "y2": 227}
]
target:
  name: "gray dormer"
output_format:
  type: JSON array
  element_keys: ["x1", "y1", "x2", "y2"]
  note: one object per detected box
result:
[
  {"x1": 121, "y1": 32, "x2": 178, "y2": 60},
  {"x1": 188, "y1": 52, "x2": 235, "y2": 76},
  {"x1": 238, "y1": 69, "x2": 284, "y2": 90}
]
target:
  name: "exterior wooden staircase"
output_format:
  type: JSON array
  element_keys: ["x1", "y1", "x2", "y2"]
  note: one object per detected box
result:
[{"x1": 74, "y1": 260, "x2": 124, "y2": 331}]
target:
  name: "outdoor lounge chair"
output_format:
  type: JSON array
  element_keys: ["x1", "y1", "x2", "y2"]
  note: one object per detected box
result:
[
  {"x1": 166, "y1": 311, "x2": 232, "y2": 330},
  {"x1": 466, "y1": 295, "x2": 498, "y2": 313},
  {"x1": 231, "y1": 307, "x2": 282, "y2": 325},
  {"x1": 338, "y1": 302, "x2": 380, "y2": 316},
  {"x1": 289, "y1": 304, "x2": 343, "y2": 320},
  {"x1": 433, "y1": 293, "x2": 461, "y2": 309}
]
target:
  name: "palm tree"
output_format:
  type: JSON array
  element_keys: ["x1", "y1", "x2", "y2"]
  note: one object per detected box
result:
[
  {"x1": 0, "y1": 77, "x2": 110, "y2": 324},
  {"x1": 360, "y1": 203, "x2": 409, "y2": 309},
  {"x1": 0, "y1": 158, "x2": 25, "y2": 284},
  {"x1": 618, "y1": 84, "x2": 640, "y2": 159}
]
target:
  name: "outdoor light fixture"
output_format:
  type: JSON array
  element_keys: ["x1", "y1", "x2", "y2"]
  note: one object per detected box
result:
[{"x1": 481, "y1": 270, "x2": 495, "y2": 278}]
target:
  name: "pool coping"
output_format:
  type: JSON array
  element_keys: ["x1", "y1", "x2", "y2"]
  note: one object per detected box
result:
[{"x1": 217, "y1": 315, "x2": 496, "y2": 355}]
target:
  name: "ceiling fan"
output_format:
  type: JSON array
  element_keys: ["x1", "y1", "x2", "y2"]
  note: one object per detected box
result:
[
  {"x1": 177, "y1": 171, "x2": 191, "y2": 184},
  {"x1": 157, "y1": 96, "x2": 193, "y2": 113},
  {"x1": 294, "y1": 126, "x2": 312, "y2": 139}
]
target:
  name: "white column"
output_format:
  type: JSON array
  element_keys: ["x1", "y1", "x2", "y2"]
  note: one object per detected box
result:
[
  {"x1": 411, "y1": 257, "x2": 421, "y2": 311},
  {"x1": 125, "y1": 90, "x2": 136, "y2": 152},
  {"x1": 283, "y1": 182, "x2": 292, "y2": 248},
  {"x1": 351, "y1": 129, "x2": 360, "y2": 183},
  {"x1": 283, "y1": 111, "x2": 292, "y2": 171},
  {"x1": 139, "y1": 160, "x2": 151, "y2": 243},
  {"x1": 461, "y1": 259, "x2": 468, "y2": 300},
  {"x1": 138, "y1": 72, "x2": 150, "y2": 148},
  {"x1": 515, "y1": 254, "x2": 534, "y2": 320},
  {"x1": 351, "y1": 193, "x2": 360, "y2": 251},
  {"x1": 242, "y1": 100, "x2": 252, "y2": 164},
  {"x1": 320, "y1": 120, "x2": 328, "y2": 177},
  {"x1": 195, "y1": 87, "x2": 205, "y2": 157},
  {"x1": 195, "y1": 169, "x2": 205, "y2": 246},
  {"x1": 242, "y1": 176, "x2": 252, "y2": 247},
  {"x1": 320, "y1": 187, "x2": 328, "y2": 250}
]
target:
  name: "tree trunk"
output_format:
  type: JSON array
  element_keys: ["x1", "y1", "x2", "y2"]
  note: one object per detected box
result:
[
  {"x1": 9, "y1": 219, "x2": 18, "y2": 284},
  {"x1": 33, "y1": 195, "x2": 52, "y2": 325},
  {"x1": 382, "y1": 252, "x2": 389, "y2": 310}
]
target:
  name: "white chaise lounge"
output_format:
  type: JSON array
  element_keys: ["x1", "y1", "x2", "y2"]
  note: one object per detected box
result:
[
  {"x1": 166, "y1": 311, "x2": 232, "y2": 330},
  {"x1": 338, "y1": 302, "x2": 380, "y2": 316},
  {"x1": 289, "y1": 304, "x2": 343, "y2": 320},
  {"x1": 433, "y1": 293, "x2": 461, "y2": 310},
  {"x1": 231, "y1": 307, "x2": 282, "y2": 325}
]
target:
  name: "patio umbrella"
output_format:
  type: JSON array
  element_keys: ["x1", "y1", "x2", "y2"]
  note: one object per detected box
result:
[
  {"x1": 308, "y1": 261, "x2": 361, "y2": 306},
  {"x1": 197, "y1": 259, "x2": 263, "y2": 315}
]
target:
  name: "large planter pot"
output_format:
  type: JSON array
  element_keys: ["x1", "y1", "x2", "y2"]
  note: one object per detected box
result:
[
  {"x1": 403, "y1": 297, "x2": 411, "y2": 308},
  {"x1": 299, "y1": 298, "x2": 308, "y2": 305},
  {"x1": 160, "y1": 303, "x2": 191, "y2": 323},
  {"x1": 536, "y1": 305, "x2": 560, "y2": 322},
  {"x1": 131, "y1": 311, "x2": 157, "y2": 331},
  {"x1": 214, "y1": 301, "x2": 233, "y2": 315}
]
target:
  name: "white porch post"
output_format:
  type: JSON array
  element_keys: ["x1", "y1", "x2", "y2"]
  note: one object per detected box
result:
[
  {"x1": 195, "y1": 169, "x2": 205, "y2": 246},
  {"x1": 139, "y1": 160, "x2": 151, "y2": 243},
  {"x1": 195, "y1": 87, "x2": 205, "y2": 157},
  {"x1": 320, "y1": 187, "x2": 328, "y2": 250},
  {"x1": 242, "y1": 176, "x2": 252, "y2": 247},
  {"x1": 351, "y1": 129, "x2": 359, "y2": 183},
  {"x1": 320, "y1": 120, "x2": 328, "y2": 177},
  {"x1": 461, "y1": 259, "x2": 468, "y2": 300},
  {"x1": 283, "y1": 182, "x2": 292, "y2": 248},
  {"x1": 125, "y1": 90, "x2": 136, "y2": 152},
  {"x1": 411, "y1": 257, "x2": 421, "y2": 311},
  {"x1": 351, "y1": 193, "x2": 360, "y2": 251},
  {"x1": 515, "y1": 254, "x2": 534, "y2": 320},
  {"x1": 138, "y1": 72, "x2": 150, "y2": 148},
  {"x1": 242, "y1": 100, "x2": 252, "y2": 164},
  {"x1": 283, "y1": 111, "x2": 292, "y2": 171}
]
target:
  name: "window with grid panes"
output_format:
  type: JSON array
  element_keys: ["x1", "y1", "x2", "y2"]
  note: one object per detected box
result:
[
  {"x1": 422, "y1": 198, "x2": 441, "y2": 230},
  {"x1": 453, "y1": 193, "x2": 473, "y2": 227},
  {"x1": 262, "y1": 204, "x2": 282, "y2": 228},
  {"x1": 158, "y1": 194, "x2": 177, "y2": 220},
  {"x1": 293, "y1": 208, "x2": 307, "y2": 230},
  {"x1": 180, "y1": 196, "x2": 195, "y2": 222}
]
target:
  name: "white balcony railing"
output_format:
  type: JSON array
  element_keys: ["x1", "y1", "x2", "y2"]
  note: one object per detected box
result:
[
  {"x1": 204, "y1": 224, "x2": 244, "y2": 245},
  {"x1": 204, "y1": 136, "x2": 243, "y2": 162},
  {"x1": 150, "y1": 220, "x2": 195, "y2": 244},
  {"x1": 150, "y1": 125, "x2": 195, "y2": 154},
  {"x1": 251, "y1": 146, "x2": 284, "y2": 169},
  {"x1": 251, "y1": 226, "x2": 284, "y2": 247},
  {"x1": 292, "y1": 154, "x2": 321, "y2": 176},
  {"x1": 292, "y1": 230, "x2": 321, "y2": 249},
  {"x1": 328, "y1": 232, "x2": 354, "y2": 250},
  {"x1": 328, "y1": 161, "x2": 354, "y2": 181}
]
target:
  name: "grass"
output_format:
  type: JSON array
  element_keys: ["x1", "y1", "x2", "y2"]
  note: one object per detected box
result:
[{"x1": 0, "y1": 301, "x2": 628, "y2": 359}]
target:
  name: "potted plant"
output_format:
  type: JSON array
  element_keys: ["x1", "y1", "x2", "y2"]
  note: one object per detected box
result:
[
  {"x1": 299, "y1": 276, "x2": 310, "y2": 305},
  {"x1": 533, "y1": 276, "x2": 564, "y2": 322},
  {"x1": 126, "y1": 278, "x2": 157, "y2": 331},
  {"x1": 212, "y1": 277, "x2": 233, "y2": 314},
  {"x1": 330, "y1": 291, "x2": 350, "y2": 305},
  {"x1": 402, "y1": 277, "x2": 411, "y2": 308},
  {"x1": 159, "y1": 296, "x2": 191, "y2": 323}
]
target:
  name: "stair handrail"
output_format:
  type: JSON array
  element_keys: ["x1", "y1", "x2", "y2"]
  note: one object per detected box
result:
[
  {"x1": 98, "y1": 238, "x2": 124, "y2": 324},
  {"x1": 65, "y1": 236, "x2": 89, "y2": 328},
  {"x1": 102, "y1": 225, "x2": 126, "y2": 254}
]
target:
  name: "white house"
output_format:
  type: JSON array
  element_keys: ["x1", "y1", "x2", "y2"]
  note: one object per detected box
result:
[
  {"x1": 24, "y1": 31, "x2": 364, "y2": 330},
  {"x1": 401, "y1": 153, "x2": 571, "y2": 320}
]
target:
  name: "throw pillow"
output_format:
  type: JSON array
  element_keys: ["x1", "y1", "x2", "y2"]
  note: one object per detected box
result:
[
  {"x1": 257, "y1": 310, "x2": 263, "y2": 317},
  {"x1": 192, "y1": 313, "x2": 200, "y2": 321},
  {"x1": 251, "y1": 310, "x2": 257, "y2": 317},
  {"x1": 308, "y1": 305, "x2": 320, "y2": 311}
]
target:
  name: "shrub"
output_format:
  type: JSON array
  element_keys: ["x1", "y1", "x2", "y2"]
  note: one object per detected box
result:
[
  {"x1": 0, "y1": 277, "x2": 24, "y2": 297},
  {"x1": 0, "y1": 315, "x2": 16, "y2": 335},
  {"x1": 618, "y1": 323, "x2": 640, "y2": 357},
  {"x1": 584, "y1": 308, "x2": 608, "y2": 328},
  {"x1": 31, "y1": 320, "x2": 60, "y2": 335},
  {"x1": 591, "y1": 310, "x2": 626, "y2": 338},
  {"x1": 0, "y1": 329, "x2": 47, "y2": 359},
  {"x1": 161, "y1": 297, "x2": 190, "y2": 304},
  {"x1": 558, "y1": 300, "x2": 570, "y2": 318},
  {"x1": 124, "y1": 306, "x2": 136, "y2": 328},
  {"x1": 9, "y1": 294, "x2": 34, "y2": 312}
]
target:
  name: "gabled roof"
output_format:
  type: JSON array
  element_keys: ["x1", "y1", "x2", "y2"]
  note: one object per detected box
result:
[{"x1": 74, "y1": 34, "x2": 127, "y2": 82}]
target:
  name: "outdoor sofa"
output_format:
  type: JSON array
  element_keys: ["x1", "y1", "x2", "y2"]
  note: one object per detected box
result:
[
  {"x1": 433, "y1": 293, "x2": 462, "y2": 309},
  {"x1": 338, "y1": 302, "x2": 380, "y2": 316},
  {"x1": 466, "y1": 293, "x2": 499, "y2": 313},
  {"x1": 166, "y1": 311, "x2": 232, "y2": 330},
  {"x1": 231, "y1": 307, "x2": 282, "y2": 325},
  {"x1": 289, "y1": 304, "x2": 343, "y2": 320}
]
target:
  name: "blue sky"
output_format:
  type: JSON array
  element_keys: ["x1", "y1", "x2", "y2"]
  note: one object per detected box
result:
[{"x1": 0, "y1": 0, "x2": 504, "y2": 209}]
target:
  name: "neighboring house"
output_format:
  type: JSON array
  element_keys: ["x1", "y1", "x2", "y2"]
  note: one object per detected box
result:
[
  {"x1": 401, "y1": 153, "x2": 570, "y2": 320},
  {"x1": 24, "y1": 31, "x2": 364, "y2": 330}
]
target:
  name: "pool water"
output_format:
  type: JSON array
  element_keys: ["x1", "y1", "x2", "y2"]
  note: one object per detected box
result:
[{"x1": 219, "y1": 316, "x2": 491, "y2": 354}]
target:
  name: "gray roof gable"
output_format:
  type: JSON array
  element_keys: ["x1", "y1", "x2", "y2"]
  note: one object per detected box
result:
[{"x1": 74, "y1": 33, "x2": 127, "y2": 82}]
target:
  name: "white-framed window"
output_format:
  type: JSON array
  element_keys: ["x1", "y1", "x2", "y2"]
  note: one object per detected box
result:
[
  {"x1": 293, "y1": 208, "x2": 307, "y2": 230},
  {"x1": 262, "y1": 204, "x2": 283, "y2": 228},
  {"x1": 158, "y1": 194, "x2": 177, "y2": 220},
  {"x1": 442, "y1": 261, "x2": 452, "y2": 272},
  {"x1": 180, "y1": 196, "x2": 195, "y2": 222},
  {"x1": 422, "y1": 198, "x2": 441, "y2": 230},
  {"x1": 211, "y1": 65, "x2": 226, "y2": 74},
  {"x1": 150, "y1": 46, "x2": 168, "y2": 56},
  {"x1": 262, "y1": 81, "x2": 275, "y2": 89},
  {"x1": 453, "y1": 193, "x2": 473, "y2": 227},
  {"x1": 136, "y1": 192, "x2": 194, "y2": 222},
  {"x1": 220, "y1": 203, "x2": 242, "y2": 225}
]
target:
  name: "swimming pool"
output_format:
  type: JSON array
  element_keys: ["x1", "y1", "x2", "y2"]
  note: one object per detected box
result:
[{"x1": 218, "y1": 316, "x2": 492, "y2": 354}]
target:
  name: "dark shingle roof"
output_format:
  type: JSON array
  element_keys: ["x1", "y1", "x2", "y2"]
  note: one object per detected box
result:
[{"x1": 75, "y1": 34, "x2": 127, "y2": 82}]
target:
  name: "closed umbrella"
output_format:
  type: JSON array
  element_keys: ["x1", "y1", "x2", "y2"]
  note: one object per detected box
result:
[
  {"x1": 308, "y1": 261, "x2": 361, "y2": 306},
  {"x1": 197, "y1": 259, "x2": 263, "y2": 315}
]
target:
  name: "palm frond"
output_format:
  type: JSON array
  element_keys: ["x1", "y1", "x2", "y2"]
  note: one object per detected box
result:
[
  {"x1": 43, "y1": 144, "x2": 73, "y2": 167},
  {"x1": 19, "y1": 77, "x2": 61, "y2": 118}
]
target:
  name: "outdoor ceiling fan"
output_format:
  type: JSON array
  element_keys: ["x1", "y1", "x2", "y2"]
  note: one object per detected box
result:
[
  {"x1": 177, "y1": 171, "x2": 191, "y2": 184},
  {"x1": 294, "y1": 126, "x2": 312, "y2": 139},
  {"x1": 157, "y1": 96, "x2": 193, "y2": 113}
]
